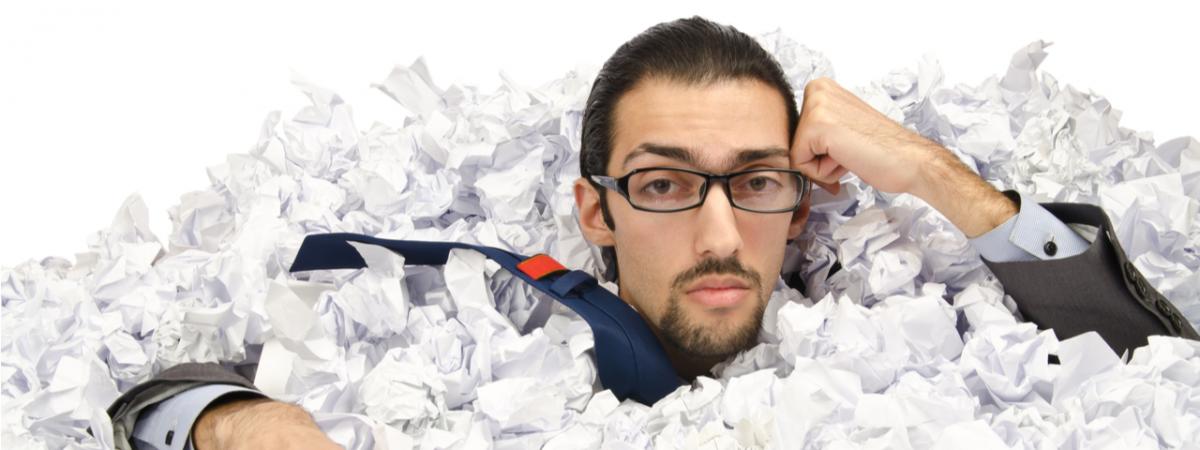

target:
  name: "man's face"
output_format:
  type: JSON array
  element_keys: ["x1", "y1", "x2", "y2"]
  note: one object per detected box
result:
[{"x1": 574, "y1": 77, "x2": 809, "y2": 359}]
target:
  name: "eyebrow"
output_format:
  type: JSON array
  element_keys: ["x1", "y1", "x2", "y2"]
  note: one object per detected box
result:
[{"x1": 622, "y1": 143, "x2": 789, "y2": 170}]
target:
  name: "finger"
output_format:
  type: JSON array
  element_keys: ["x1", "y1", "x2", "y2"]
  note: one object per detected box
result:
[
  {"x1": 787, "y1": 156, "x2": 825, "y2": 182},
  {"x1": 799, "y1": 156, "x2": 842, "y2": 184},
  {"x1": 815, "y1": 180, "x2": 840, "y2": 196},
  {"x1": 790, "y1": 136, "x2": 819, "y2": 169},
  {"x1": 828, "y1": 166, "x2": 849, "y2": 182},
  {"x1": 790, "y1": 115, "x2": 824, "y2": 164},
  {"x1": 807, "y1": 162, "x2": 846, "y2": 196},
  {"x1": 817, "y1": 156, "x2": 843, "y2": 179}
]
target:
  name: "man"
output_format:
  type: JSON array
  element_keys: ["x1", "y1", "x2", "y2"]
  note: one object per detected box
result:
[{"x1": 109, "y1": 16, "x2": 1197, "y2": 449}]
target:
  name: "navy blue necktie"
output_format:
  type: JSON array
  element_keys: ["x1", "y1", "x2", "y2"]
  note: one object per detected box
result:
[{"x1": 289, "y1": 233, "x2": 682, "y2": 405}]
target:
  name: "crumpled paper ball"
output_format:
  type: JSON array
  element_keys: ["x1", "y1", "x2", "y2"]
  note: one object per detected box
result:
[{"x1": 3, "y1": 31, "x2": 1198, "y2": 449}]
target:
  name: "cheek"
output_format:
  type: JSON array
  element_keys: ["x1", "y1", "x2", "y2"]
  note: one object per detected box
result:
[
  {"x1": 737, "y1": 214, "x2": 792, "y2": 282},
  {"x1": 612, "y1": 215, "x2": 692, "y2": 314}
]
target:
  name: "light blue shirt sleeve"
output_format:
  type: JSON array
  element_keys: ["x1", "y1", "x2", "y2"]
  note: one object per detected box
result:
[
  {"x1": 969, "y1": 191, "x2": 1090, "y2": 262},
  {"x1": 130, "y1": 384, "x2": 264, "y2": 450}
]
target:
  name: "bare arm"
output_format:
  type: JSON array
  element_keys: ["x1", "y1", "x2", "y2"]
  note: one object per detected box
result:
[
  {"x1": 192, "y1": 398, "x2": 341, "y2": 450},
  {"x1": 786, "y1": 77, "x2": 1197, "y2": 352},
  {"x1": 789, "y1": 77, "x2": 1016, "y2": 237},
  {"x1": 908, "y1": 140, "x2": 1018, "y2": 237}
]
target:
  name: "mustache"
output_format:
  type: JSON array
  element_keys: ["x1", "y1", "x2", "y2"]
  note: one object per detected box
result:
[{"x1": 670, "y1": 256, "x2": 762, "y2": 292}]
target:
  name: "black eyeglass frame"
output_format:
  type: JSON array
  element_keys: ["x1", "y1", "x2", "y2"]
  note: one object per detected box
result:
[{"x1": 590, "y1": 167, "x2": 812, "y2": 214}]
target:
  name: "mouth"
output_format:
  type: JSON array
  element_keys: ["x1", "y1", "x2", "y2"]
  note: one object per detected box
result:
[{"x1": 684, "y1": 276, "x2": 751, "y2": 309}]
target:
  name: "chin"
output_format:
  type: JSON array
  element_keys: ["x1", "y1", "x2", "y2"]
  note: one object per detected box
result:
[
  {"x1": 702, "y1": 309, "x2": 760, "y2": 340},
  {"x1": 662, "y1": 298, "x2": 765, "y2": 358},
  {"x1": 689, "y1": 301, "x2": 755, "y2": 327}
]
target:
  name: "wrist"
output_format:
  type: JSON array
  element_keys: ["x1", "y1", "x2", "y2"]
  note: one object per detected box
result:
[{"x1": 910, "y1": 147, "x2": 1016, "y2": 238}]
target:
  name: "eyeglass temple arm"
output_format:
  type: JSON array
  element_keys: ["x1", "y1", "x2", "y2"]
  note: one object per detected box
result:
[{"x1": 590, "y1": 175, "x2": 622, "y2": 192}]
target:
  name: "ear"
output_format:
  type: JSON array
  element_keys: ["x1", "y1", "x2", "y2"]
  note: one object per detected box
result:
[
  {"x1": 574, "y1": 178, "x2": 616, "y2": 246},
  {"x1": 787, "y1": 198, "x2": 811, "y2": 240}
]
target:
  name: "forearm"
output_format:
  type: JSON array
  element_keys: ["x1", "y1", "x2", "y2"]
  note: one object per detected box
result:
[
  {"x1": 910, "y1": 141, "x2": 1017, "y2": 238},
  {"x1": 193, "y1": 398, "x2": 338, "y2": 450}
]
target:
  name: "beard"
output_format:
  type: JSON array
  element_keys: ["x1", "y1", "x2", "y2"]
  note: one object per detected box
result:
[{"x1": 657, "y1": 256, "x2": 767, "y2": 359}]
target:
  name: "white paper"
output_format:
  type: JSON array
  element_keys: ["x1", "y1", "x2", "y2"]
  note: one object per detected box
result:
[{"x1": 4, "y1": 31, "x2": 1199, "y2": 450}]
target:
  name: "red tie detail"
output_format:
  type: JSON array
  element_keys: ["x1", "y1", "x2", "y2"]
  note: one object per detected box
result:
[{"x1": 517, "y1": 254, "x2": 567, "y2": 280}]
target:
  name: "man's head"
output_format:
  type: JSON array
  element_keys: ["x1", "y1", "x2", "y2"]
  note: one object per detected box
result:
[{"x1": 573, "y1": 17, "x2": 810, "y2": 366}]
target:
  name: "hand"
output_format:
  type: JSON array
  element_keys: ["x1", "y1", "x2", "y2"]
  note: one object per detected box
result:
[
  {"x1": 193, "y1": 398, "x2": 342, "y2": 450},
  {"x1": 790, "y1": 77, "x2": 1016, "y2": 237},
  {"x1": 790, "y1": 77, "x2": 937, "y2": 195}
]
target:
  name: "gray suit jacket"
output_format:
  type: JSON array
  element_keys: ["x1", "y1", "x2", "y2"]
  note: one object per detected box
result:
[
  {"x1": 983, "y1": 202, "x2": 1198, "y2": 350},
  {"x1": 106, "y1": 201, "x2": 1200, "y2": 443}
]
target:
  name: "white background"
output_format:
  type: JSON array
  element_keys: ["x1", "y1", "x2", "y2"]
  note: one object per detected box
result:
[{"x1": 2, "y1": 0, "x2": 1196, "y2": 266}]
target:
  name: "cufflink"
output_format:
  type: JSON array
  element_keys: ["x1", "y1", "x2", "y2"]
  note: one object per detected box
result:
[
  {"x1": 1043, "y1": 235, "x2": 1058, "y2": 257},
  {"x1": 166, "y1": 418, "x2": 178, "y2": 446}
]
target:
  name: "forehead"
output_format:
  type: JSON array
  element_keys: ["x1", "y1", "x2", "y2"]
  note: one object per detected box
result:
[{"x1": 609, "y1": 77, "x2": 790, "y2": 172}]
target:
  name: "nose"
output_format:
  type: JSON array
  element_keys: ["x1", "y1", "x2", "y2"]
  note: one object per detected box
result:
[{"x1": 693, "y1": 183, "x2": 743, "y2": 260}]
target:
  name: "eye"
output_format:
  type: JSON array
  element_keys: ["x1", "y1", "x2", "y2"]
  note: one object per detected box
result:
[
  {"x1": 748, "y1": 177, "x2": 771, "y2": 190},
  {"x1": 643, "y1": 178, "x2": 677, "y2": 195},
  {"x1": 628, "y1": 169, "x2": 700, "y2": 203},
  {"x1": 738, "y1": 175, "x2": 781, "y2": 192}
]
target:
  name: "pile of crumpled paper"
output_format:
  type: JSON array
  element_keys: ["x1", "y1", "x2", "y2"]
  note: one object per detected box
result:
[{"x1": 3, "y1": 31, "x2": 1198, "y2": 449}]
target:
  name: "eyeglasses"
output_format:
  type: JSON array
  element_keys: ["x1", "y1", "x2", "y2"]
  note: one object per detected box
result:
[{"x1": 591, "y1": 167, "x2": 810, "y2": 213}]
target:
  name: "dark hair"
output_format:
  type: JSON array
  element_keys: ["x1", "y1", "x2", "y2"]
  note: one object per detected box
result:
[{"x1": 580, "y1": 16, "x2": 800, "y2": 281}]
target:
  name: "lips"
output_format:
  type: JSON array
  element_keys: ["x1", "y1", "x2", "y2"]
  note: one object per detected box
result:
[{"x1": 685, "y1": 276, "x2": 751, "y2": 309}]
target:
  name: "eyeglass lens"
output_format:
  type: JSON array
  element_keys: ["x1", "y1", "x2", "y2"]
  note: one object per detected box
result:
[{"x1": 626, "y1": 169, "x2": 802, "y2": 212}]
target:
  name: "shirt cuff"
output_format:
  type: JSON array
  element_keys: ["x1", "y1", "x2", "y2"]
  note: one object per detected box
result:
[
  {"x1": 969, "y1": 191, "x2": 1090, "y2": 262},
  {"x1": 130, "y1": 384, "x2": 265, "y2": 450}
]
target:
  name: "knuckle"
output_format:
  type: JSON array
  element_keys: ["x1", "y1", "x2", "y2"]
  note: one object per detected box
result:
[
  {"x1": 806, "y1": 77, "x2": 834, "y2": 92},
  {"x1": 802, "y1": 103, "x2": 829, "y2": 124}
]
